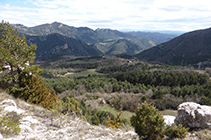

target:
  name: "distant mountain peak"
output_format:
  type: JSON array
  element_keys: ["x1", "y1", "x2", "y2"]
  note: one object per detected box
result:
[
  {"x1": 50, "y1": 22, "x2": 65, "y2": 28},
  {"x1": 95, "y1": 28, "x2": 119, "y2": 33},
  {"x1": 11, "y1": 24, "x2": 27, "y2": 28},
  {"x1": 14, "y1": 24, "x2": 25, "y2": 27},
  {"x1": 51, "y1": 21, "x2": 61, "y2": 25},
  {"x1": 77, "y1": 27, "x2": 94, "y2": 31}
]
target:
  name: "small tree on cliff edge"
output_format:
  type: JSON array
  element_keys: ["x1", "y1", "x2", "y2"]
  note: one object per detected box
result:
[
  {"x1": 0, "y1": 20, "x2": 39, "y2": 87},
  {"x1": 0, "y1": 21, "x2": 57, "y2": 109}
]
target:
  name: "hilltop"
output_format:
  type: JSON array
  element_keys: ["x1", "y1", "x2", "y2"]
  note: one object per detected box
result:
[{"x1": 136, "y1": 27, "x2": 211, "y2": 67}]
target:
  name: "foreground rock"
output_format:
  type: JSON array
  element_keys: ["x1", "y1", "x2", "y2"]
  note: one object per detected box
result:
[
  {"x1": 163, "y1": 115, "x2": 176, "y2": 126},
  {"x1": 0, "y1": 98, "x2": 138, "y2": 140},
  {"x1": 175, "y1": 102, "x2": 211, "y2": 129}
]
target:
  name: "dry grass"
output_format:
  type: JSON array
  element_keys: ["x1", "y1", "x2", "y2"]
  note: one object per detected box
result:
[
  {"x1": 0, "y1": 90, "x2": 14, "y2": 102},
  {"x1": 99, "y1": 105, "x2": 135, "y2": 121},
  {"x1": 194, "y1": 129, "x2": 211, "y2": 140},
  {"x1": 160, "y1": 109, "x2": 178, "y2": 116}
]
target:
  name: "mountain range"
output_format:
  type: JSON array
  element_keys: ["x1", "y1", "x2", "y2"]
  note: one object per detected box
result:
[
  {"x1": 10, "y1": 22, "x2": 211, "y2": 67},
  {"x1": 135, "y1": 27, "x2": 211, "y2": 66},
  {"x1": 11, "y1": 22, "x2": 177, "y2": 59}
]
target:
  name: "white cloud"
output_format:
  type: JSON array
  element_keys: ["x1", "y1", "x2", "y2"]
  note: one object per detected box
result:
[{"x1": 0, "y1": 0, "x2": 211, "y2": 31}]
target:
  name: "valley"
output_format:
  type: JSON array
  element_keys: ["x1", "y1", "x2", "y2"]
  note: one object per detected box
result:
[
  {"x1": 1, "y1": 21, "x2": 211, "y2": 139},
  {"x1": 30, "y1": 24, "x2": 211, "y2": 128},
  {"x1": 38, "y1": 54, "x2": 211, "y2": 125}
]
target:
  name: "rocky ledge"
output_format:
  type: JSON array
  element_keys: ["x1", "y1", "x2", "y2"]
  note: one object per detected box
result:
[
  {"x1": 0, "y1": 97, "x2": 139, "y2": 140},
  {"x1": 3, "y1": 94, "x2": 208, "y2": 139}
]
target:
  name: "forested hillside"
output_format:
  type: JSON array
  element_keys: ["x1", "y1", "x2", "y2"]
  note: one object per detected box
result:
[
  {"x1": 105, "y1": 39, "x2": 143, "y2": 55},
  {"x1": 136, "y1": 27, "x2": 211, "y2": 67},
  {"x1": 26, "y1": 33, "x2": 102, "y2": 59}
]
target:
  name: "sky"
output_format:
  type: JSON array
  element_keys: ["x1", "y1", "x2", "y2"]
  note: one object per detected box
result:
[{"x1": 0, "y1": 0, "x2": 211, "y2": 32}]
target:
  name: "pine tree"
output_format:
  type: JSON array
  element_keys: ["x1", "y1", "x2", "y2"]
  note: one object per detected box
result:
[
  {"x1": 0, "y1": 21, "x2": 57, "y2": 109},
  {"x1": 0, "y1": 20, "x2": 39, "y2": 88}
]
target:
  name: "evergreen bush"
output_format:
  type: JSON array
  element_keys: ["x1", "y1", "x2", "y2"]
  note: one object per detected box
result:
[
  {"x1": 165, "y1": 123, "x2": 189, "y2": 139},
  {"x1": 12, "y1": 75, "x2": 57, "y2": 109},
  {"x1": 0, "y1": 111, "x2": 21, "y2": 136},
  {"x1": 131, "y1": 102, "x2": 165, "y2": 140}
]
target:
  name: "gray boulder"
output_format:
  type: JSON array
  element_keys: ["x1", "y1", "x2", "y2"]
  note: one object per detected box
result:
[{"x1": 175, "y1": 102, "x2": 211, "y2": 129}]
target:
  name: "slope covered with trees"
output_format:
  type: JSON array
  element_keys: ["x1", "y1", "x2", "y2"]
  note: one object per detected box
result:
[
  {"x1": 105, "y1": 39, "x2": 143, "y2": 55},
  {"x1": 136, "y1": 27, "x2": 211, "y2": 67},
  {"x1": 26, "y1": 33, "x2": 102, "y2": 59}
]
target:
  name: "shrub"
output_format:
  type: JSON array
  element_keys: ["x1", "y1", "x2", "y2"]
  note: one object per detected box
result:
[
  {"x1": 154, "y1": 94, "x2": 183, "y2": 110},
  {"x1": 0, "y1": 111, "x2": 21, "y2": 136},
  {"x1": 11, "y1": 75, "x2": 58, "y2": 109},
  {"x1": 106, "y1": 108, "x2": 122, "y2": 129},
  {"x1": 61, "y1": 97, "x2": 81, "y2": 116},
  {"x1": 80, "y1": 101, "x2": 115, "y2": 125},
  {"x1": 50, "y1": 97, "x2": 88, "y2": 127},
  {"x1": 53, "y1": 97, "x2": 81, "y2": 116},
  {"x1": 91, "y1": 114, "x2": 100, "y2": 125},
  {"x1": 165, "y1": 123, "x2": 189, "y2": 139},
  {"x1": 130, "y1": 102, "x2": 165, "y2": 140}
]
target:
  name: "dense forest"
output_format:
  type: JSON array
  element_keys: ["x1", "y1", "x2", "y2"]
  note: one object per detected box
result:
[
  {"x1": 43, "y1": 67, "x2": 211, "y2": 111},
  {"x1": 40, "y1": 55, "x2": 211, "y2": 115}
]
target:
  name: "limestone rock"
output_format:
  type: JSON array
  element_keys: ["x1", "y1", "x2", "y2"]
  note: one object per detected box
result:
[
  {"x1": 0, "y1": 97, "x2": 138, "y2": 140},
  {"x1": 175, "y1": 102, "x2": 211, "y2": 129},
  {"x1": 163, "y1": 115, "x2": 176, "y2": 126},
  {"x1": 0, "y1": 133, "x2": 3, "y2": 140},
  {"x1": 0, "y1": 99, "x2": 25, "y2": 115}
]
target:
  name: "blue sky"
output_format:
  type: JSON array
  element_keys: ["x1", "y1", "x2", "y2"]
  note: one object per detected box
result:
[{"x1": 0, "y1": 0, "x2": 211, "y2": 32}]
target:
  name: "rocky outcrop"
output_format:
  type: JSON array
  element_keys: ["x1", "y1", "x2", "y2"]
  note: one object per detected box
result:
[
  {"x1": 175, "y1": 102, "x2": 211, "y2": 129},
  {"x1": 0, "y1": 99, "x2": 25, "y2": 115},
  {"x1": 0, "y1": 97, "x2": 138, "y2": 140},
  {"x1": 163, "y1": 115, "x2": 176, "y2": 126},
  {"x1": 0, "y1": 133, "x2": 3, "y2": 140}
]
